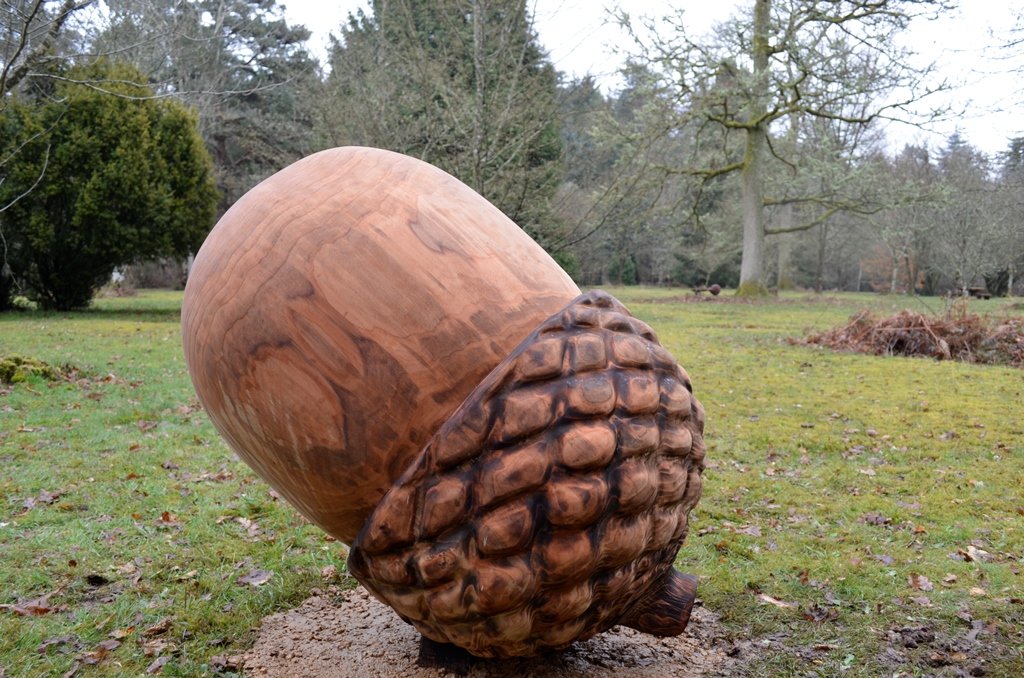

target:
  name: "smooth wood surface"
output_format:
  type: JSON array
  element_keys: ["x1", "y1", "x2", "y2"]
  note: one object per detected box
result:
[
  {"x1": 181, "y1": 147, "x2": 580, "y2": 544},
  {"x1": 348, "y1": 291, "x2": 706, "y2": 657}
]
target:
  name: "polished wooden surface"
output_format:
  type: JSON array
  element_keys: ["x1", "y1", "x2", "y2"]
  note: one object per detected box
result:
[
  {"x1": 182, "y1": 147, "x2": 580, "y2": 544},
  {"x1": 349, "y1": 291, "x2": 705, "y2": 657}
]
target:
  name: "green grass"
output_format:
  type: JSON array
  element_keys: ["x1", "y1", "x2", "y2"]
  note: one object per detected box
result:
[
  {"x1": 609, "y1": 287, "x2": 1024, "y2": 676},
  {"x1": 0, "y1": 292, "x2": 343, "y2": 676},
  {"x1": 1, "y1": 288, "x2": 1022, "y2": 676}
]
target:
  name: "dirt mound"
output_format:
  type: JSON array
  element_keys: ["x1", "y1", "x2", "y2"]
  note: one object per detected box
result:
[
  {"x1": 794, "y1": 309, "x2": 1024, "y2": 367},
  {"x1": 237, "y1": 585, "x2": 739, "y2": 677}
]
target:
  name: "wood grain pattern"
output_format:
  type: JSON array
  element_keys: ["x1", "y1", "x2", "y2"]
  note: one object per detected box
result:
[
  {"x1": 181, "y1": 147, "x2": 580, "y2": 544},
  {"x1": 349, "y1": 291, "x2": 705, "y2": 658}
]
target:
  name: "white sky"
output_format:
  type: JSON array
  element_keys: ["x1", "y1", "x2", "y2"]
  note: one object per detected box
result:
[{"x1": 282, "y1": 0, "x2": 1024, "y2": 157}]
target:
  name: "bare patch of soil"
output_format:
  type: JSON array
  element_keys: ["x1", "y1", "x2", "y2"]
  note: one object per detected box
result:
[{"x1": 237, "y1": 586, "x2": 742, "y2": 677}]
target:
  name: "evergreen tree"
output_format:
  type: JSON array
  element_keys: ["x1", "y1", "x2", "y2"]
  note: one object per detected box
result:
[
  {"x1": 95, "y1": 0, "x2": 320, "y2": 207},
  {"x1": 0, "y1": 60, "x2": 218, "y2": 310},
  {"x1": 321, "y1": 0, "x2": 564, "y2": 252}
]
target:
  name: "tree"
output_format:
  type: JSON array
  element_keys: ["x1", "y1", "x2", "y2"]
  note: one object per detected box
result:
[
  {"x1": 864, "y1": 144, "x2": 941, "y2": 294},
  {"x1": 621, "y1": 0, "x2": 951, "y2": 295},
  {"x1": 94, "y1": 0, "x2": 321, "y2": 208},
  {"x1": 1, "y1": 0, "x2": 96, "y2": 102},
  {"x1": 930, "y1": 133, "x2": 1001, "y2": 293},
  {"x1": 993, "y1": 137, "x2": 1024, "y2": 295},
  {"x1": 320, "y1": 0, "x2": 564, "y2": 252},
  {"x1": 0, "y1": 59, "x2": 218, "y2": 310}
]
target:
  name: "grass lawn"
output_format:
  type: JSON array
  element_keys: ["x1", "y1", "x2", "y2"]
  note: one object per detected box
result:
[{"x1": 1, "y1": 288, "x2": 1022, "y2": 676}]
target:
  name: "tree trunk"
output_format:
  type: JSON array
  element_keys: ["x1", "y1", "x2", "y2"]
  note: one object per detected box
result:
[
  {"x1": 815, "y1": 222, "x2": 828, "y2": 293},
  {"x1": 736, "y1": 0, "x2": 771, "y2": 296},
  {"x1": 775, "y1": 206, "x2": 795, "y2": 290},
  {"x1": 470, "y1": 0, "x2": 486, "y2": 194},
  {"x1": 903, "y1": 252, "x2": 915, "y2": 295}
]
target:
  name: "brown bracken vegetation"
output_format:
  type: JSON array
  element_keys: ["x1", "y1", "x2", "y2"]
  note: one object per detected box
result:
[{"x1": 793, "y1": 306, "x2": 1024, "y2": 367}]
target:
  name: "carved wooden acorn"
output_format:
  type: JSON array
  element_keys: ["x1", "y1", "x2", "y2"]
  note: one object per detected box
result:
[{"x1": 181, "y1": 147, "x2": 706, "y2": 658}]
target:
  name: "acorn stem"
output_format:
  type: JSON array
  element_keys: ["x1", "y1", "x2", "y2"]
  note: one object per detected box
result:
[{"x1": 621, "y1": 568, "x2": 698, "y2": 637}]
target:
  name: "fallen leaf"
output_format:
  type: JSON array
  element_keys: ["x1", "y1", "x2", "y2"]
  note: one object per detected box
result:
[
  {"x1": 142, "y1": 618, "x2": 173, "y2": 637},
  {"x1": 874, "y1": 554, "x2": 895, "y2": 566},
  {"x1": 160, "y1": 460, "x2": 180, "y2": 470},
  {"x1": 969, "y1": 587, "x2": 986, "y2": 597},
  {"x1": 22, "y1": 488, "x2": 63, "y2": 511},
  {"x1": 108, "y1": 627, "x2": 134, "y2": 639},
  {"x1": 210, "y1": 655, "x2": 241, "y2": 672},
  {"x1": 858, "y1": 467, "x2": 876, "y2": 476},
  {"x1": 757, "y1": 593, "x2": 798, "y2": 609},
  {"x1": 861, "y1": 512, "x2": 891, "y2": 526},
  {"x1": 908, "y1": 573, "x2": 934, "y2": 591},
  {"x1": 37, "y1": 635, "x2": 77, "y2": 653},
  {"x1": 146, "y1": 656, "x2": 170, "y2": 674},
  {"x1": 237, "y1": 569, "x2": 273, "y2": 587},
  {"x1": 0, "y1": 588, "x2": 64, "y2": 616},
  {"x1": 142, "y1": 639, "x2": 175, "y2": 657},
  {"x1": 81, "y1": 639, "x2": 120, "y2": 665},
  {"x1": 115, "y1": 561, "x2": 137, "y2": 575},
  {"x1": 802, "y1": 603, "x2": 839, "y2": 622},
  {"x1": 943, "y1": 574, "x2": 958, "y2": 585},
  {"x1": 961, "y1": 545, "x2": 992, "y2": 562},
  {"x1": 137, "y1": 420, "x2": 158, "y2": 432},
  {"x1": 235, "y1": 517, "x2": 261, "y2": 539},
  {"x1": 735, "y1": 524, "x2": 762, "y2": 537},
  {"x1": 156, "y1": 512, "x2": 181, "y2": 529},
  {"x1": 911, "y1": 595, "x2": 933, "y2": 607}
]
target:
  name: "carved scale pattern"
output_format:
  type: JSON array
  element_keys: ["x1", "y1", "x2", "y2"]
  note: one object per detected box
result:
[{"x1": 348, "y1": 291, "x2": 706, "y2": 657}]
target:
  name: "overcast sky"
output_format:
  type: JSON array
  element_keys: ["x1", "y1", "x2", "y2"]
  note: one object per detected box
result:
[{"x1": 282, "y1": 0, "x2": 1024, "y2": 156}]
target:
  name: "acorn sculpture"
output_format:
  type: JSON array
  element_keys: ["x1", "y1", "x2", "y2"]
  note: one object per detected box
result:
[{"x1": 182, "y1": 147, "x2": 706, "y2": 658}]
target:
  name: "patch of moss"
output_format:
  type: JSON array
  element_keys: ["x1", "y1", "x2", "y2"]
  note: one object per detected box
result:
[
  {"x1": 735, "y1": 280, "x2": 770, "y2": 297},
  {"x1": 0, "y1": 355, "x2": 67, "y2": 383}
]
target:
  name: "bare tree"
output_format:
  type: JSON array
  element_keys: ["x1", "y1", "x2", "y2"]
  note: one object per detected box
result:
[{"x1": 619, "y1": 0, "x2": 952, "y2": 294}]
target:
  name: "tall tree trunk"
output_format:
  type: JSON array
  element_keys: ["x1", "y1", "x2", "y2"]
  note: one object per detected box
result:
[
  {"x1": 775, "y1": 206, "x2": 795, "y2": 290},
  {"x1": 470, "y1": 0, "x2": 486, "y2": 194},
  {"x1": 737, "y1": 0, "x2": 771, "y2": 296},
  {"x1": 815, "y1": 222, "x2": 828, "y2": 293}
]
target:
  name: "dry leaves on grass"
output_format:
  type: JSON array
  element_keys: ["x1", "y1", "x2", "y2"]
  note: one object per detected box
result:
[
  {"x1": 908, "y1": 573, "x2": 934, "y2": 592},
  {"x1": 0, "y1": 586, "x2": 67, "y2": 616}
]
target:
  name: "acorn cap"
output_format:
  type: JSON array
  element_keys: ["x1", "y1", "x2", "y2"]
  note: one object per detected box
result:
[{"x1": 349, "y1": 291, "x2": 706, "y2": 658}]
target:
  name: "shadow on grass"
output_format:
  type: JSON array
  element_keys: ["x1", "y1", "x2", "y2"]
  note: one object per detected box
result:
[
  {"x1": 0, "y1": 306, "x2": 181, "y2": 323},
  {"x1": 0, "y1": 289, "x2": 184, "y2": 323}
]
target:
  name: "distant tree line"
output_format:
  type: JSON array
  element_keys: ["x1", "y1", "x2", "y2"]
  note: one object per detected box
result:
[{"x1": 2, "y1": 0, "x2": 1022, "y2": 309}]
